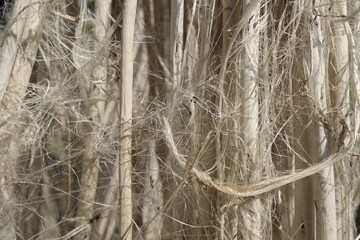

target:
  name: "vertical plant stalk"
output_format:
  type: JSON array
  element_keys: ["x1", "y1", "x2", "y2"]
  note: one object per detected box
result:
[
  {"x1": 289, "y1": 2, "x2": 318, "y2": 239},
  {"x1": 74, "y1": 0, "x2": 112, "y2": 239},
  {"x1": 169, "y1": 0, "x2": 184, "y2": 110},
  {"x1": 185, "y1": 1, "x2": 217, "y2": 237},
  {"x1": 142, "y1": 140, "x2": 163, "y2": 239},
  {"x1": 0, "y1": 0, "x2": 42, "y2": 237},
  {"x1": 221, "y1": 1, "x2": 239, "y2": 238},
  {"x1": 73, "y1": 0, "x2": 97, "y2": 237},
  {"x1": 348, "y1": 2, "x2": 360, "y2": 239},
  {"x1": 166, "y1": 0, "x2": 185, "y2": 236},
  {"x1": 93, "y1": 0, "x2": 112, "y2": 122},
  {"x1": 330, "y1": 0, "x2": 350, "y2": 145},
  {"x1": 120, "y1": 1, "x2": 137, "y2": 239},
  {"x1": 0, "y1": 2, "x2": 27, "y2": 101},
  {"x1": 329, "y1": 2, "x2": 352, "y2": 240},
  {"x1": 308, "y1": 2, "x2": 337, "y2": 238},
  {"x1": 92, "y1": 0, "x2": 115, "y2": 239},
  {"x1": 74, "y1": 132, "x2": 100, "y2": 240},
  {"x1": 39, "y1": 172, "x2": 61, "y2": 239},
  {"x1": 239, "y1": 0, "x2": 263, "y2": 239},
  {"x1": 141, "y1": 1, "x2": 169, "y2": 236},
  {"x1": 96, "y1": 153, "x2": 119, "y2": 239},
  {"x1": 218, "y1": 0, "x2": 237, "y2": 184}
]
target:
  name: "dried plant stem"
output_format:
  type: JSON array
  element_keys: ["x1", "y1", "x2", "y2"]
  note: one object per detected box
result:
[
  {"x1": 170, "y1": 0, "x2": 184, "y2": 93},
  {"x1": 329, "y1": 2, "x2": 353, "y2": 239},
  {"x1": 238, "y1": 1, "x2": 263, "y2": 238},
  {"x1": 120, "y1": 1, "x2": 137, "y2": 239},
  {"x1": 0, "y1": 0, "x2": 43, "y2": 238},
  {"x1": 142, "y1": 140, "x2": 163, "y2": 239},
  {"x1": 96, "y1": 155, "x2": 119, "y2": 239},
  {"x1": 74, "y1": 136, "x2": 100, "y2": 240},
  {"x1": 74, "y1": 0, "x2": 112, "y2": 239},
  {"x1": 308, "y1": 2, "x2": 337, "y2": 239}
]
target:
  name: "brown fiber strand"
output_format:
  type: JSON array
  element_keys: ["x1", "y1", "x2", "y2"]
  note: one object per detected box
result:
[{"x1": 163, "y1": 117, "x2": 355, "y2": 198}]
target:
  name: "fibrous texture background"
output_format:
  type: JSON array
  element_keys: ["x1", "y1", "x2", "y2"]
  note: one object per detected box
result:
[{"x1": 0, "y1": 1, "x2": 360, "y2": 239}]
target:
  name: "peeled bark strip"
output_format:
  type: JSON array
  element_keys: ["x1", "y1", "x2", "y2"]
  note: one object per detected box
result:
[{"x1": 120, "y1": 1, "x2": 137, "y2": 239}]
